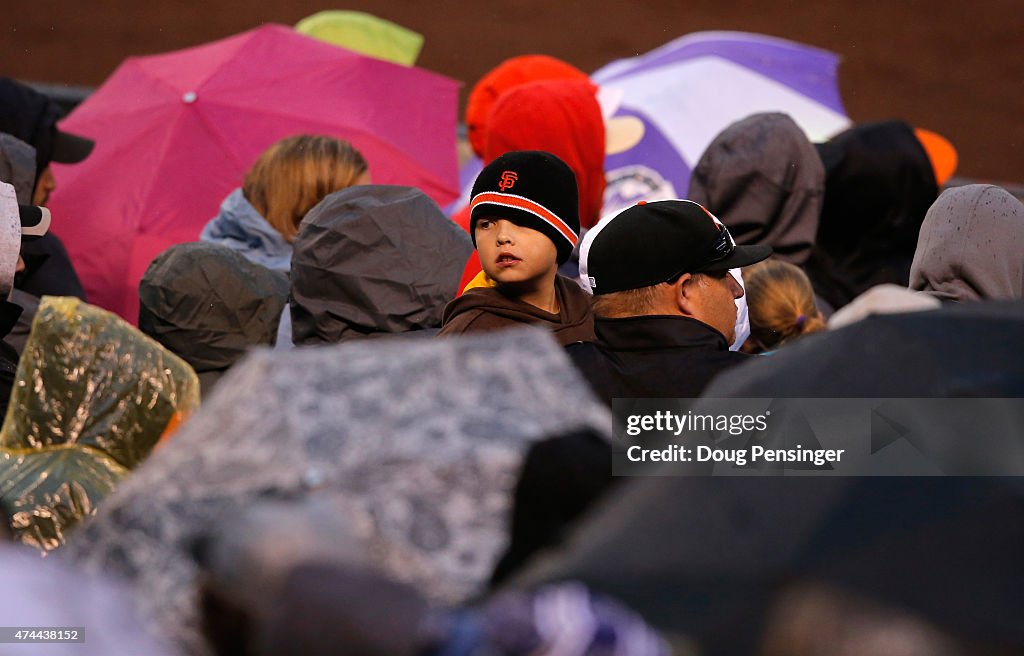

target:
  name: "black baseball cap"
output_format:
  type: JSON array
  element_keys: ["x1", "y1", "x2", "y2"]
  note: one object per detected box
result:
[
  {"x1": 580, "y1": 199, "x2": 771, "y2": 295},
  {"x1": 18, "y1": 204, "x2": 51, "y2": 239}
]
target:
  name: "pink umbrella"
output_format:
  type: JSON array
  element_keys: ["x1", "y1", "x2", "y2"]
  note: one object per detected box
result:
[{"x1": 49, "y1": 24, "x2": 460, "y2": 322}]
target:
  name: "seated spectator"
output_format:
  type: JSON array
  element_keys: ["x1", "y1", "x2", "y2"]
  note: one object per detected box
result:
[
  {"x1": 688, "y1": 112, "x2": 825, "y2": 267},
  {"x1": 0, "y1": 78, "x2": 92, "y2": 301},
  {"x1": 0, "y1": 186, "x2": 52, "y2": 412},
  {"x1": 201, "y1": 134, "x2": 369, "y2": 271},
  {"x1": 571, "y1": 199, "x2": 770, "y2": 405},
  {"x1": 439, "y1": 151, "x2": 595, "y2": 345},
  {"x1": 454, "y1": 78, "x2": 606, "y2": 288},
  {"x1": 289, "y1": 185, "x2": 471, "y2": 346},
  {"x1": 138, "y1": 242, "x2": 288, "y2": 397},
  {"x1": 742, "y1": 260, "x2": 825, "y2": 354},
  {"x1": 804, "y1": 121, "x2": 952, "y2": 312},
  {"x1": 910, "y1": 184, "x2": 1023, "y2": 303}
]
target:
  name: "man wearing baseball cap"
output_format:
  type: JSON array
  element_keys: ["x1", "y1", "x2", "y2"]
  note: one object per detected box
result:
[{"x1": 571, "y1": 199, "x2": 772, "y2": 406}]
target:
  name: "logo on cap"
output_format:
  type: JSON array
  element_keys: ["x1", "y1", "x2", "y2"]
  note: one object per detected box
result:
[{"x1": 498, "y1": 171, "x2": 518, "y2": 191}]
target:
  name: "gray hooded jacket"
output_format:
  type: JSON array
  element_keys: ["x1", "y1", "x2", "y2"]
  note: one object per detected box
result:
[
  {"x1": 910, "y1": 184, "x2": 1024, "y2": 303},
  {"x1": 688, "y1": 112, "x2": 825, "y2": 265},
  {"x1": 290, "y1": 185, "x2": 473, "y2": 346},
  {"x1": 0, "y1": 133, "x2": 36, "y2": 204},
  {"x1": 139, "y1": 242, "x2": 288, "y2": 396}
]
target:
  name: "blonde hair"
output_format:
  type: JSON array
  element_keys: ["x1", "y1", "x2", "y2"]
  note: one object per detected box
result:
[
  {"x1": 744, "y1": 260, "x2": 825, "y2": 352},
  {"x1": 242, "y1": 135, "x2": 368, "y2": 242}
]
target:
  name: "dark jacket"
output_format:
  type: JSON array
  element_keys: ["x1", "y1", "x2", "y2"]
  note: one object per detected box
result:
[
  {"x1": 805, "y1": 120, "x2": 938, "y2": 310},
  {"x1": 440, "y1": 275, "x2": 595, "y2": 346},
  {"x1": 138, "y1": 242, "x2": 288, "y2": 397},
  {"x1": 567, "y1": 315, "x2": 751, "y2": 406},
  {"x1": 0, "y1": 300, "x2": 22, "y2": 414}
]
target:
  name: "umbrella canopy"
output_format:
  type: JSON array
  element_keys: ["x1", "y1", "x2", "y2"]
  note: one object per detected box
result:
[
  {"x1": 705, "y1": 299, "x2": 1024, "y2": 398},
  {"x1": 48, "y1": 24, "x2": 460, "y2": 322},
  {"x1": 0, "y1": 544, "x2": 173, "y2": 656},
  {"x1": 594, "y1": 31, "x2": 852, "y2": 217},
  {"x1": 515, "y1": 476, "x2": 1024, "y2": 655},
  {"x1": 63, "y1": 327, "x2": 610, "y2": 655}
]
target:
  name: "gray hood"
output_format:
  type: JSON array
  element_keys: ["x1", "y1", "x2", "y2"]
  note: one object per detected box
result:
[
  {"x1": 0, "y1": 133, "x2": 36, "y2": 204},
  {"x1": 290, "y1": 185, "x2": 473, "y2": 346},
  {"x1": 688, "y1": 112, "x2": 825, "y2": 265},
  {"x1": 139, "y1": 242, "x2": 289, "y2": 374},
  {"x1": 910, "y1": 184, "x2": 1024, "y2": 303}
]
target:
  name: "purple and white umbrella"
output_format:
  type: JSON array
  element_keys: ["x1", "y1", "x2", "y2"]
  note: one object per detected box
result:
[
  {"x1": 596, "y1": 31, "x2": 851, "y2": 216},
  {"x1": 449, "y1": 32, "x2": 850, "y2": 220}
]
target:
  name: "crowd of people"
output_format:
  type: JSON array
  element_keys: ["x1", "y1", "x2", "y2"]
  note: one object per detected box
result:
[{"x1": 0, "y1": 33, "x2": 1022, "y2": 656}]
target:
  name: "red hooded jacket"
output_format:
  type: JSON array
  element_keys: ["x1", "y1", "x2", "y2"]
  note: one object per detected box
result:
[{"x1": 455, "y1": 79, "x2": 606, "y2": 292}]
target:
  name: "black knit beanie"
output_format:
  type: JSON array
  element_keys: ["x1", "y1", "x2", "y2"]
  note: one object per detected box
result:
[{"x1": 469, "y1": 150, "x2": 580, "y2": 264}]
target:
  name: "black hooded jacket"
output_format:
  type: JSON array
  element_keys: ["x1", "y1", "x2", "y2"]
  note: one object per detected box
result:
[{"x1": 805, "y1": 121, "x2": 938, "y2": 311}]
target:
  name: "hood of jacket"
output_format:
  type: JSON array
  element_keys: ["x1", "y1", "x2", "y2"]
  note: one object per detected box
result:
[
  {"x1": 466, "y1": 55, "x2": 590, "y2": 159},
  {"x1": 688, "y1": 112, "x2": 825, "y2": 265},
  {"x1": 291, "y1": 185, "x2": 473, "y2": 345},
  {"x1": 139, "y1": 241, "x2": 289, "y2": 372},
  {"x1": 200, "y1": 188, "x2": 293, "y2": 272},
  {"x1": 0, "y1": 296, "x2": 199, "y2": 550},
  {"x1": 484, "y1": 79, "x2": 607, "y2": 230},
  {"x1": 441, "y1": 275, "x2": 594, "y2": 345},
  {"x1": 805, "y1": 120, "x2": 939, "y2": 309},
  {"x1": 0, "y1": 133, "x2": 37, "y2": 204},
  {"x1": 910, "y1": 184, "x2": 1024, "y2": 303}
]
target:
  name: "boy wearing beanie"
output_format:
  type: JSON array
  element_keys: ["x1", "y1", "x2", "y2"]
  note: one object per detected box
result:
[{"x1": 439, "y1": 151, "x2": 594, "y2": 345}]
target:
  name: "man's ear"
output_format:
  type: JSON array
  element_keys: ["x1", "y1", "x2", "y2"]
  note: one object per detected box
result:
[{"x1": 673, "y1": 273, "x2": 699, "y2": 316}]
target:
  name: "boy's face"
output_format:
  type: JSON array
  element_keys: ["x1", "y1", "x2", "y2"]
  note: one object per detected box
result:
[{"x1": 475, "y1": 216, "x2": 558, "y2": 288}]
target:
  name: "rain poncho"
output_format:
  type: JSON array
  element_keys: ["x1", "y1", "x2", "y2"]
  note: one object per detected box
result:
[
  {"x1": 688, "y1": 112, "x2": 825, "y2": 265},
  {"x1": 0, "y1": 297, "x2": 199, "y2": 551},
  {"x1": 910, "y1": 184, "x2": 1024, "y2": 303},
  {"x1": 290, "y1": 185, "x2": 472, "y2": 345},
  {"x1": 200, "y1": 188, "x2": 293, "y2": 272},
  {"x1": 63, "y1": 327, "x2": 610, "y2": 655},
  {"x1": 139, "y1": 242, "x2": 288, "y2": 395}
]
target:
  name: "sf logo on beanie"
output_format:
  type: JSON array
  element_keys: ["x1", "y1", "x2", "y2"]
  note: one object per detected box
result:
[{"x1": 498, "y1": 171, "x2": 518, "y2": 191}]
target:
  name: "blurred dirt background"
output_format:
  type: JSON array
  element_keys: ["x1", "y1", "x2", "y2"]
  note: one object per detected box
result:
[{"x1": 5, "y1": 0, "x2": 1022, "y2": 180}]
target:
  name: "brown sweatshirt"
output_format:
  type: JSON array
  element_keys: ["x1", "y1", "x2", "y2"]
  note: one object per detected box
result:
[{"x1": 439, "y1": 275, "x2": 595, "y2": 345}]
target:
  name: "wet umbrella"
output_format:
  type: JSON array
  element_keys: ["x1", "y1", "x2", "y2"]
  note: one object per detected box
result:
[
  {"x1": 514, "y1": 300, "x2": 1024, "y2": 654},
  {"x1": 705, "y1": 299, "x2": 1024, "y2": 398},
  {"x1": 48, "y1": 24, "x2": 460, "y2": 321},
  {"x1": 62, "y1": 327, "x2": 610, "y2": 655},
  {"x1": 514, "y1": 476, "x2": 1024, "y2": 655},
  {"x1": 0, "y1": 544, "x2": 173, "y2": 656},
  {"x1": 594, "y1": 31, "x2": 851, "y2": 216}
]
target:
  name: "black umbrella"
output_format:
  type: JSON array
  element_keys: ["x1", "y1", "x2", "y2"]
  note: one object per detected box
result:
[{"x1": 514, "y1": 301, "x2": 1024, "y2": 654}]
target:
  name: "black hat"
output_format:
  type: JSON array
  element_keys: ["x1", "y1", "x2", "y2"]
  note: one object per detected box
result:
[
  {"x1": 18, "y1": 204, "x2": 50, "y2": 239},
  {"x1": 0, "y1": 78, "x2": 95, "y2": 171},
  {"x1": 469, "y1": 150, "x2": 580, "y2": 264},
  {"x1": 581, "y1": 199, "x2": 772, "y2": 295}
]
